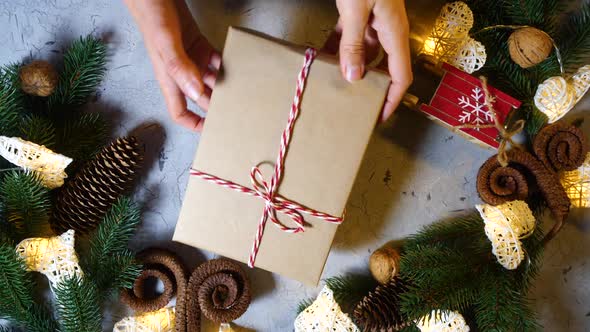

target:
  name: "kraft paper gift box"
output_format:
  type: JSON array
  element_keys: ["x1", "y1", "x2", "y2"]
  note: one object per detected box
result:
[{"x1": 173, "y1": 27, "x2": 389, "y2": 285}]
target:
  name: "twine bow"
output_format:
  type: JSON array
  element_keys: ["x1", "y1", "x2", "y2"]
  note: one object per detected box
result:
[
  {"x1": 191, "y1": 48, "x2": 343, "y2": 268},
  {"x1": 249, "y1": 166, "x2": 305, "y2": 234},
  {"x1": 458, "y1": 76, "x2": 525, "y2": 167}
]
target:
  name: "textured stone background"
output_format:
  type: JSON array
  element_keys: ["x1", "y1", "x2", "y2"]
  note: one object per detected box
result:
[{"x1": 0, "y1": 0, "x2": 589, "y2": 331}]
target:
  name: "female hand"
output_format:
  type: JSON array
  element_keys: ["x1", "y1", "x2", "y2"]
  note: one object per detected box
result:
[
  {"x1": 328, "y1": 0, "x2": 413, "y2": 121},
  {"x1": 124, "y1": 0, "x2": 220, "y2": 131}
]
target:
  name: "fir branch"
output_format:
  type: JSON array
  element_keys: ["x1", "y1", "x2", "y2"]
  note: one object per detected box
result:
[
  {"x1": 399, "y1": 244, "x2": 482, "y2": 320},
  {"x1": 20, "y1": 115, "x2": 56, "y2": 149},
  {"x1": 48, "y1": 35, "x2": 107, "y2": 109},
  {"x1": 0, "y1": 64, "x2": 25, "y2": 138},
  {"x1": 500, "y1": 0, "x2": 562, "y2": 33},
  {"x1": 0, "y1": 171, "x2": 51, "y2": 239},
  {"x1": 55, "y1": 112, "x2": 107, "y2": 164},
  {"x1": 55, "y1": 274, "x2": 102, "y2": 332},
  {"x1": 296, "y1": 298, "x2": 314, "y2": 314},
  {"x1": 325, "y1": 274, "x2": 379, "y2": 314},
  {"x1": 0, "y1": 243, "x2": 57, "y2": 332},
  {"x1": 474, "y1": 268, "x2": 540, "y2": 331},
  {"x1": 0, "y1": 243, "x2": 34, "y2": 320},
  {"x1": 81, "y1": 197, "x2": 141, "y2": 296},
  {"x1": 559, "y1": 2, "x2": 590, "y2": 73}
]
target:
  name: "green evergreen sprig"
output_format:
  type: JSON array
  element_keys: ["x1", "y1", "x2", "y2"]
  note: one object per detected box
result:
[
  {"x1": 20, "y1": 115, "x2": 57, "y2": 148},
  {"x1": 49, "y1": 36, "x2": 107, "y2": 109},
  {"x1": 55, "y1": 112, "x2": 107, "y2": 164},
  {"x1": 559, "y1": 2, "x2": 590, "y2": 73},
  {"x1": 80, "y1": 196, "x2": 142, "y2": 297},
  {"x1": 0, "y1": 243, "x2": 57, "y2": 332},
  {"x1": 398, "y1": 213, "x2": 542, "y2": 330},
  {"x1": 0, "y1": 171, "x2": 51, "y2": 240},
  {"x1": 0, "y1": 64, "x2": 24, "y2": 138},
  {"x1": 55, "y1": 274, "x2": 102, "y2": 332}
]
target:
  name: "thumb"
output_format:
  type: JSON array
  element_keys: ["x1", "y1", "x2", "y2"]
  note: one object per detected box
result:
[
  {"x1": 339, "y1": 16, "x2": 369, "y2": 82},
  {"x1": 158, "y1": 42, "x2": 205, "y2": 103}
]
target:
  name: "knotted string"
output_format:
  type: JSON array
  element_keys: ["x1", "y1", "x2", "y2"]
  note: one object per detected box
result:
[
  {"x1": 457, "y1": 76, "x2": 525, "y2": 167},
  {"x1": 191, "y1": 48, "x2": 343, "y2": 268}
]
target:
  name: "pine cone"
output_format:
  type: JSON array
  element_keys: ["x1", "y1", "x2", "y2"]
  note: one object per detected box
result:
[
  {"x1": 353, "y1": 277, "x2": 409, "y2": 332},
  {"x1": 52, "y1": 136, "x2": 142, "y2": 234}
]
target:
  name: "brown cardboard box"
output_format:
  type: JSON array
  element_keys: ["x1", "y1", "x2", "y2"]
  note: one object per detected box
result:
[{"x1": 173, "y1": 27, "x2": 390, "y2": 285}]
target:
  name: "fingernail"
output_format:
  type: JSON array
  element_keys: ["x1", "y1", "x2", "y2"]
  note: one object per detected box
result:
[
  {"x1": 186, "y1": 81, "x2": 203, "y2": 102},
  {"x1": 346, "y1": 65, "x2": 363, "y2": 82}
]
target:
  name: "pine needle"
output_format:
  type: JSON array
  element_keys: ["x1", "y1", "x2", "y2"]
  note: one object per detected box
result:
[
  {"x1": 0, "y1": 171, "x2": 51, "y2": 239},
  {"x1": 48, "y1": 35, "x2": 107, "y2": 108},
  {"x1": 55, "y1": 112, "x2": 107, "y2": 166},
  {"x1": 20, "y1": 115, "x2": 57, "y2": 148},
  {"x1": 81, "y1": 197, "x2": 142, "y2": 297},
  {"x1": 0, "y1": 64, "x2": 24, "y2": 137},
  {"x1": 55, "y1": 274, "x2": 102, "y2": 332},
  {"x1": 0, "y1": 243, "x2": 57, "y2": 331}
]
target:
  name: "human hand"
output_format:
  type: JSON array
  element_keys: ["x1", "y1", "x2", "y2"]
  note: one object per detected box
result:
[
  {"x1": 325, "y1": 0, "x2": 413, "y2": 122},
  {"x1": 124, "y1": 0, "x2": 220, "y2": 131}
]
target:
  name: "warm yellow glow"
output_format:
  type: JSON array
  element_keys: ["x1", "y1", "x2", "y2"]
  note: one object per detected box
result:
[
  {"x1": 420, "y1": 1, "x2": 486, "y2": 74},
  {"x1": 15, "y1": 230, "x2": 82, "y2": 287},
  {"x1": 416, "y1": 310, "x2": 470, "y2": 332},
  {"x1": 536, "y1": 65, "x2": 590, "y2": 124},
  {"x1": 114, "y1": 307, "x2": 176, "y2": 332},
  {"x1": 476, "y1": 201, "x2": 535, "y2": 270},
  {"x1": 561, "y1": 153, "x2": 590, "y2": 208},
  {"x1": 219, "y1": 323, "x2": 235, "y2": 332},
  {"x1": 0, "y1": 136, "x2": 72, "y2": 188},
  {"x1": 534, "y1": 76, "x2": 576, "y2": 123},
  {"x1": 422, "y1": 37, "x2": 437, "y2": 55}
]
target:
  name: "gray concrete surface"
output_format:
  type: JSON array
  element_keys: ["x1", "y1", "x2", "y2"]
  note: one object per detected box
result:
[{"x1": 0, "y1": 0, "x2": 589, "y2": 331}]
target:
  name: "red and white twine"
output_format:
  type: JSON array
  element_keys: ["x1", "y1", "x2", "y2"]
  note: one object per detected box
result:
[{"x1": 191, "y1": 48, "x2": 343, "y2": 268}]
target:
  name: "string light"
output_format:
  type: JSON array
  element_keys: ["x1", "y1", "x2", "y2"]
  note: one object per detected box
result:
[
  {"x1": 476, "y1": 201, "x2": 536, "y2": 270},
  {"x1": 421, "y1": 1, "x2": 486, "y2": 74},
  {"x1": 294, "y1": 286, "x2": 359, "y2": 332},
  {"x1": 113, "y1": 307, "x2": 176, "y2": 332},
  {"x1": 0, "y1": 136, "x2": 72, "y2": 189},
  {"x1": 416, "y1": 310, "x2": 470, "y2": 332},
  {"x1": 561, "y1": 153, "x2": 590, "y2": 208},
  {"x1": 15, "y1": 230, "x2": 82, "y2": 287}
]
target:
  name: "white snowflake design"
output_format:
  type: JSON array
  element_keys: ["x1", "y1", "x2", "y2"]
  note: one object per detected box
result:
[{"x1": 457, "y1": 87, "x2": 494, "y2": 130}]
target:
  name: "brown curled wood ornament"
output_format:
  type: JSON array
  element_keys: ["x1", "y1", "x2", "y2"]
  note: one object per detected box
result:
[
  {"x1": 121, "y1": 248, "x2": 251, "y2": 332},
  {"x1": 477, "y1": 150, "x2": 571, "y2": 243},
  {"x1": 120, "y1": 248, "x2": 189, "y2": 332},
  {"x1": 186, "y1": 259, "x2": 251, "y2": 331},
  {"x1": 533, "y1": 122, "x2": 589, "y2": 173}
]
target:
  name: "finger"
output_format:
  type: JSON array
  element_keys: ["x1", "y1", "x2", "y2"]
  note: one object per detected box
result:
[
  {"x1": 185, "y1": 32, "x2": 219, "y2": 73},
  {"x1": 321, "y1": 20, "x2": 342, "y2": 55},
  {"x1": 202, "y1": 70, "x2": 217, "y2": 89},
  {"x1": 157, "y1": 33, "x2": 206, "y2": 104},
  {"x1": 184, "y1": 34, "x2": 220, "y2": 91},
  {"x1": 162, "y1": 69, "x2": 205, "y2": 131},
  {"x1": 209, "y1": 52, "x2": 221, "y2": 71},
  {"x1": 337, "y1": 7, "x2": 371, "y2": 81},
  {"x1": 372, "y1": 0, "x2": 413, "y2": 121},
  {"x1": 195, "y1": 86, "x2": 212, "y2": 111},
  {"x1": 148, "y1": 41, "x2": 206, "y2": 131},
  {"x1": 364, "y1": 24, "x2": 381, "y2": 65}
]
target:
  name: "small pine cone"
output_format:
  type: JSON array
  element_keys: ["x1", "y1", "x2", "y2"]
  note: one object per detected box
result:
[
  {"x1": 52, "y1": 136, "x2": 142, "y2": 234},
  {"x1": 20, "y1": 60, "x2": 59, "y2": 97},
  {"x1": 354, "y1": 277, "x2": 409, "y2": 332}
]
